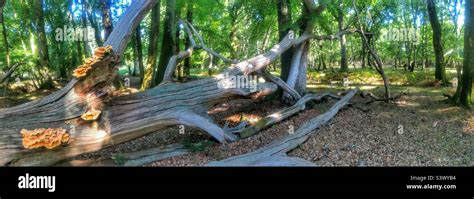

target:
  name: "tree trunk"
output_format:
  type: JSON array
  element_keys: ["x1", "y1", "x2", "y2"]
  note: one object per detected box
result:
[
  {"x1": 277, "y1": 0, "x2": 293, "y2": 82},
  {"x1": 337, "y1": 0, "x2": 348, "y2": 72},
  {"x1": 100, "y1": 0, "x2": 113, "y2": 41},
  {"x1": 134, "y1": 25, "x2": 144, "y2": 82},
  {"x1": 141, "y1": 1, "x2": 160, "y2": 90},
  {"x1": 427, "y1": 0, "x2": 448, "y2": 84},
  {"x1": 86, "y1": 1, "x2": 103, "y2": 47},
  {"x1": 32, "y1": 0, "x2": 49, "y2": 69},
  {"x1": 458, "y1": 0, "x2": 473, "y2": 108},
  {"x1": 184, "y1": 0, "x2": 193, "y2": 78},
  {"x1": 154, "y1": 0, "x2": 176, "y2": 85},
  {"x1": 0, "y1": 0, "x2": 348, "y2": 167},
  {"x1": 80, "y1": 0, "x2": 90, "y2": 56},
  {"x1": 1, "y1": 5, "x2": 10, "y2": 97}
]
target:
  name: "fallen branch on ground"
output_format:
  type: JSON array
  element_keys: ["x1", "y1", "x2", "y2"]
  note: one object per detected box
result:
[
  {"x1": 0, "y1": 62, "x2": 23, "y2": 84},
  {"x1": 117, "y1": 144, "x2": 189, "y2": 166},
  {"x1": 208, "y1": 89, "x2": 358, "y2": 166},
  {"x1": 239, "y1": 93, "x2": 339, "y2": 139},
  {"x1": 360, "y1": 91, "x2": 407, "y2": 104}
]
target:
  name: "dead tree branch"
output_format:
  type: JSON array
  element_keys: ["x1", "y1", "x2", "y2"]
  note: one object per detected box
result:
[{"x1": 209, "y1": 89, "x2": 358, "y2": 166}]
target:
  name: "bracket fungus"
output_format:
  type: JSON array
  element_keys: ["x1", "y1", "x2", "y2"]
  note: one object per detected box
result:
[
  {"x1": 21, "y1": 128, "x2": 70, "y2": 149},
  {"x1": 81, "y1": 109, "x2": 102, "y2": 121},
  {"x1": 72, "y1": 45, "x2": 113, "y2": 78}
]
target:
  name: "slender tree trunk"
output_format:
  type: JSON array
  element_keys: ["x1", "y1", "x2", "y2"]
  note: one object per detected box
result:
[
  {"x1": 184, "y1": 0, "x2": 193, "y2": 78},
  {"x1": 1, "y1": 7, "x2": 10, "y2": 97},
  {"x1": 175, "y1": 5, "x2": 182, "y2": 81},
  {"x1": 134, "y1": 25, "x2": 144, "y2": 82},
  {"x1": 80, "y1": 0, "x2": 90, "y2": 56},
  {"x1": 141, "y1": 1, "x2": 160, "y2": 90},
  {"x1": 361, "y1": 36, "x2": 366, "y2": 68},
  {"x1": 154, "y1": 0, "x2": 176, "y2": 85},
  {"x1": 229, "y1": 3, "x2": 240, "y2": 60},
  {"x1": 277, "y1": 0, "x2": 293, "y2": 82},
  {"x1": 100, "y1": 0, "x2": 113, "y2": 41},
  {"x1": 337, "y1": 0, "x2": 348, "y2": 72},
  {"x1": 427, "y1": 0, "x2": 448, "y2": 84}
]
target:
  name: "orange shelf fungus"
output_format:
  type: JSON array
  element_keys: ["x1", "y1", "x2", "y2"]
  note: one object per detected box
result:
[
  {"x1": 72, "y1": 65, "x2": 91, "y2": 78},
  {"x1": 72, "y1": 45, "x2": 113, "y2": 79},
  {"x1": 81, "y1": 109, "x2": 102, "y2": 121},
  {"x1": 21, "y1": 128, "x2": 70, "y2": 149}
]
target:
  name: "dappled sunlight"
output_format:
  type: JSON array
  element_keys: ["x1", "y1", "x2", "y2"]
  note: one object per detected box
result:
[
  {"x1": 95, "y1": 130, "x2": 108, "y2": 139},
  {"x1": 437, "y1": 106, "x2": 461, "y2": 113},
  {"x1": 226, "y1": 113, "x2": 262, "y2": 125},
  {"x1": 463, "y1": 117, "x2": 474, "y2": 134},
  {"x1": 359, "y1": 85, "x2": 378, "y2": 90},
  {"x1": 395, "y1": 99, "x2": 420, "y2": 107},
  {"x1": 269, "y1": 112, "x2": 282, "y2": 120}
]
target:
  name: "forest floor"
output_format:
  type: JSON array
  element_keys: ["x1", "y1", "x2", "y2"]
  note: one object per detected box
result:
[{"x1": 0, "y1": 69, "x2": 472, "y2": 166}]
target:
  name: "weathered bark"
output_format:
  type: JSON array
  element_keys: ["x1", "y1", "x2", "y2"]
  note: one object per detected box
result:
[
  {"x1": 277, "y1": 0, "x2": 293, "y2": 82},
  {"x1": 141, "y1": 1, "x2": 160, "y2": 90},
  {"x1": 154, "y1": 0, "x2": 177, "y2": 85},
  {"x1": 240, "y1": 93, "x2": 339, "y2": 138},
  {"x1": 0, "y1": 0, "x2": 344, "y2": 166},
  {"x1": 282, "y1": 2, "x2": 325, "y2": 104},
  {"x1": 0, "y1": 0, "x2": 160, "y2": 166},
  {"x1": 119, "y1": 144, "x2": 189, "y2": 166},
  {"x1": 208, "y1": 89, "x2": 358, "y2": 166},
  {"x1": 427, "y1": 0, "x2": 448, "y2": 84}
]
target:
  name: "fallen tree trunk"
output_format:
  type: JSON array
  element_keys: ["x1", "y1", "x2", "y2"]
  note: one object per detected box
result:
[
  {"x1": 239, "y1": 93, "x2": 340, "y2": 138},
  {"x1": 208, "y1": 89, "x2": 358, "y2": 166},
  {"x1": 0, "y1": 0, "x2": 344, "y2": 166},
  {"x1": 119, "y1": 144, "x2": 189, "y2": 166}
]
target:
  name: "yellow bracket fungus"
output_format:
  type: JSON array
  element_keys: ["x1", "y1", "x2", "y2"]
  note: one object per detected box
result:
[
  {"x1": 81, "y1": 109, "x2": 102, "y2": 121},
  {"x1": 21, "y1": 128, "x2": 70, "y2": 149},
  {"x1": 72, "y1": 45, "x2": 113, "y2": 78}
]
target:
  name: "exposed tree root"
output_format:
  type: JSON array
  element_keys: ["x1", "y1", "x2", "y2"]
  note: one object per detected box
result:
[{"x1": 360, "y1": 91, "x2": 407, "y2": 104}]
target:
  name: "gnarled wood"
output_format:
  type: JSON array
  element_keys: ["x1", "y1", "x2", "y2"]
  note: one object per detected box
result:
[
  {"x1": 239, "y1": 93, "x2": 339, "y2": 138},
  {"x1": 208, "y1": 89, "x2": 358, "y2": 166},
  {"x1": 0, "y1": 0, "x2": 345, "y2": 166}
]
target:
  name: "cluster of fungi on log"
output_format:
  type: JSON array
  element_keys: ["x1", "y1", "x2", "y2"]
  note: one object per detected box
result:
[
  {"x1": 0, "y1": 0, "x2": 363, "y2": 166},
  {"x1": 81, "y1": 109, "x2": 102, "y2": 121},
  {"x1": 73, "y1": 46, "x2": 113, "y2": 78},
  {"x1": 21, "y1": 128, "x2": 70, "y2": 150},
  {"x1": 19, "y1": 46, "x2": 112, "y2": 150}
]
